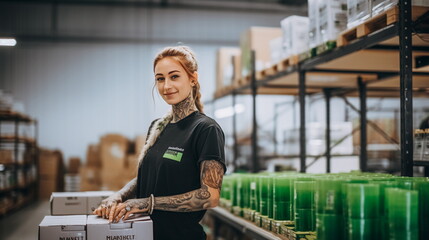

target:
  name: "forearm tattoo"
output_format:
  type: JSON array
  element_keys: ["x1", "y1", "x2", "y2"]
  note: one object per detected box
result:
[
  {"x1": 154, "y1": 186, "x2": 211, "y2": 212},
  {"x1": 124, "y1": 198, "x2": 150, "y2": 210},
  {"x1": 117, "y1": 177, "x2": 137, "y2": 201},
  {"x1": 153, "y1": 160, "x2": 224, "y2": 212}
]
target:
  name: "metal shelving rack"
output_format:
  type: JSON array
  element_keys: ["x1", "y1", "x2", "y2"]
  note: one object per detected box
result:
[
  {"x1": 213, "y1": 1, "x2": 429, "y2": 177},
  {"x1": 0, "y1": 111, "x2": 38, "y2": 216}
]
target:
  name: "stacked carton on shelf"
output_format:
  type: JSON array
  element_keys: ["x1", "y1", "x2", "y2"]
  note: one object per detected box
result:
[
  {"x1": 100, "y1": 134, "x2": 131, "y2": 190},
  {"x1": 216, "y1": 47, "x2": 241, "y2": 90},
  {"x1": 80, "y1": 144, "x2": 101, "y2": 191},
  {"x1": 38, "y1": 149, "x2": 64, "y2": 199},
  {"x1": 240, "y1": 27, "x2": 282, "y2": 78},
  {"x1": 280, "y1": 15, "x2": 310, "y2": 58},
  {"x1": 318, "y1": 0, "x2": 348, "y2": 42}
]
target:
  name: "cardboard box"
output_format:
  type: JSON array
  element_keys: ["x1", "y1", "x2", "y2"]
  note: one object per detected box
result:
[
  {"x1": 86, "y1": 191, "x2": 114, "y2": 214},
  {"x1": 38, "y1": 149, "x2": 63, "y2": 177},
  {"x1": 216, "y1": 47, "x2": 241, "y2": 90},
  {"x1": 125, "y1": 154, "x2": 139, "y2": 175},
  {"x1": 80, "y1": 166, "x2": 101, "y2": 191},
  {"x1": 135, "y1": 134, "x2": 146, "y2": 156},
  {"x1": 101, "y1": 168, "x2": 134, "y2": 191},
  {"x1": 100, "y1": 134, "x2": 129, "y2": 171},
  {"x1": 87, "y1": 215, "x2": 153, "y2": 240},
  {"x1": 50, "y1": 192, "x2": 87, "y2": 215},
  {"x1": 232, "y1": 53, "x2": 242, "y2": 85},
  {"x1": 39, "y1": 175, "x2": 61, "y2": 200},
  {"x1": 0, "y1": 150, "x2": 13, "y2": 164},
  {"x1": 86, "y1": 144, "x2": 101, "y2": 168},
  {"x1": 240, "y1": 27, "x2": 282, "y2": 77},
  {"x1": 352, "y1": 118, "x2": 398, "y2": 146},
  {"x1": 39, "y1": 215, "x2": 86, "y2": 240},
  {"x1": 68, "y1": 157, "x2": 81, "y2": 174}
]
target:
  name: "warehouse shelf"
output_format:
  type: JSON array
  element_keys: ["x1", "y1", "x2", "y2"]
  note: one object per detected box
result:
[
  {"x1": 208, "y1": 207, "x2": 286, "y2": 240},
  {"x1": 0, "y1": 111, "x2": 38, "y2": 216},
  {"x1": 212, "y1": 2, "x2": 429, "y2": 176},
  {"x1": 0, "y1": 110, "x2": 34, "y2": 123},
  {"x1": 0, "y1": 136, "x2": 37, "y2": 145}
]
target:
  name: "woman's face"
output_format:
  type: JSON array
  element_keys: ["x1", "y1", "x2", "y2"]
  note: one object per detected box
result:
[{"x1": 155, "y1": 57, "x2": 195, "y2": 105}]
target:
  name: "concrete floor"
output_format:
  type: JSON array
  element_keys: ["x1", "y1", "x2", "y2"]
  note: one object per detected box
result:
[{"x1": 0, "y1": 200, "x2": 50, "y2": 240}]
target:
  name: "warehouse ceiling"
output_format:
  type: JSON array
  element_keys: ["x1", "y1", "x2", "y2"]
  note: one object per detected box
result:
[{"x1": 3, "y1": 0, "x2": 307, "y2": 14}]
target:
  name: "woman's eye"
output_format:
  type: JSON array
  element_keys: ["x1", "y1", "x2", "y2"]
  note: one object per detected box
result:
[
  {"x1": 156, "y1": 77, "x2": 164, "y2": 81},
  {"x1": 171, "y1": 75, "x2": 179, "y2": 79}
]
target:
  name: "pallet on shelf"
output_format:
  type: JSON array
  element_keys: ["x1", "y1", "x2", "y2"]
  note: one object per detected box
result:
[
  {"x1": 338, "y1": 6, "x2": 429, "y2": 47},
  {"x1": 338, "y1": 6, "x2": 399, "y2": 47}
]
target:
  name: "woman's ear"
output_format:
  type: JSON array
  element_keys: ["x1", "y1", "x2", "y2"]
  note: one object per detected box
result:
[{"x1": 191, "y1": 72, "x2": 199, "y2": 86}]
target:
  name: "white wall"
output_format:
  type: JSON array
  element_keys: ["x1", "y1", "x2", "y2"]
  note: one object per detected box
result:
[{"x1": 0, "y1": 2, "x2": 293, "y2": 163}]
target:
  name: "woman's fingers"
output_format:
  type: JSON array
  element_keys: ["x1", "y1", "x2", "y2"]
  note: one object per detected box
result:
[
  {"x1": 114, "y1": 208, "x2": 127, "y2": 223},
  {"x1": 108, "y1": 203, "x2": 117, "y2": 222}
]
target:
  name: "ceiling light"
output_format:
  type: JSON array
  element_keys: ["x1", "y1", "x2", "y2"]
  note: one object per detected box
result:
[{"x1": 0, "y1": 38, "x2": 17, "y2": 46}]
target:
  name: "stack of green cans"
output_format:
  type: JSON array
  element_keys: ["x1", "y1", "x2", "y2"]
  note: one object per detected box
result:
[
  {"x1": 219, "y1": 171, "x2": 428, "y2": 239},
  {"x1": 386, "y1": 188, "x2": 419, "y2": 240},
  {"x1": 258, "y1": 175, "x2": 273, "y2": 218},
  {"x1": 347, "y1": 183, "x2": 380, "y2": 240},
  {"x1": 273, "y1": 175, "x2": 293, "y2": 221},
  {"x1": 315, "y1": 178, "x2": 342, "y2": 240},
  {"x1": 294, "y1": 179, "x2": 315, "y2": 232}
]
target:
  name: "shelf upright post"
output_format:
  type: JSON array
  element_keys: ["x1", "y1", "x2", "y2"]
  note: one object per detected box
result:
[
  {"x1": 358, "y1": 77, "x2": 367, "y2": 172},
  {"x1": 250, "y1": 50, "x2": 259, "y2": 173},
  {"x1": 399, "y1": 0, "x2": 413, "y2": 176},
  {"x1": 298, "y1": 67, "x2": 306, "y2": 173},
  {"x1": 232, "y1": 91, "x2": 238, "y2": 171},
  {"x1": 324, "y1": 89, "x2": 331, "y2": 173}
]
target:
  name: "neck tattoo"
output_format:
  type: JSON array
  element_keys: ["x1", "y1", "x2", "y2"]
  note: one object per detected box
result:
[{"x1": 172, "y1": 92, "x2": 198, "y2": 123}]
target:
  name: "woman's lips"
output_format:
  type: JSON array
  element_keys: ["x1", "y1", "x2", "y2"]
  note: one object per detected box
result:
[{"x1": 164, "y1": 92, "x2": 177, "y2": 96}]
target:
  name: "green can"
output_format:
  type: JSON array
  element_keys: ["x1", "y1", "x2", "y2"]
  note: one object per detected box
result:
[
  {"x1": 348, "y1": 218, "x2": 378, "y2": 240},
  {"x1": 347, "y1": 183, "x2": 379, "y2": 219},
  {"x1": 294, "y1": 208, "x2": 315, "y2": 232},
  {"x1": 386, "y1": 188, "x2": 419, "y2": 232},
  {"x1": 294, "y1": 180, "x2": 315, "y2": 209},
  {"x1": 258, "y1": 175, "x2": 273, "y2": 218},
  {"x1": 316, "y1": 178, "x2": 342, "y2": 215},
  {"x1": 316, "y1": 213, "x2": 342, "y2": 240}
]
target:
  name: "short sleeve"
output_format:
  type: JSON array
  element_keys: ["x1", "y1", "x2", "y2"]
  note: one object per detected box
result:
[{"x1": 195, "y1": 124, "x2": 226, "y2": 172}]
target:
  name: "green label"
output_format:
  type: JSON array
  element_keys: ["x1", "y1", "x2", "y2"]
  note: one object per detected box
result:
[{"x1": 163, "y1": 149, "x2": 183, "y2": 162}]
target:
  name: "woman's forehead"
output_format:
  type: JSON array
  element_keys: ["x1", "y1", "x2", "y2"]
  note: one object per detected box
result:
[{"x1": 155, "y1": 57, "x2": 184, "y2": 73}]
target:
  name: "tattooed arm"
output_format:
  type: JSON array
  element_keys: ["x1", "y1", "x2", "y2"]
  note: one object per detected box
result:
[
  {"x1": 154, "y1": 160, "x2": 224, "y2": 211},
  {"x1": 111, "y1": 160, "x2": 224, "y2": 222},
  {"x1": 93, "y1": 177, "x2": 137, "y2": 220}
]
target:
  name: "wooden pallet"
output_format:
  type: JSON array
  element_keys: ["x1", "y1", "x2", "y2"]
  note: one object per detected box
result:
[{"x1": 338, "y1": 6, "x2": 399, "y2": 47}]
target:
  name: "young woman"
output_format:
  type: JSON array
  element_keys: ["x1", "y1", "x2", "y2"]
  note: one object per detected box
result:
[{"x1": 94, "y1": 46, "x2": 226, "y2": 240}]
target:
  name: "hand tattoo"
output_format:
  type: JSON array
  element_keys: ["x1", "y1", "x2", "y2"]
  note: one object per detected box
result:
[{"x1": 117, "y1": 177, "x2": 137, "y2": 201}]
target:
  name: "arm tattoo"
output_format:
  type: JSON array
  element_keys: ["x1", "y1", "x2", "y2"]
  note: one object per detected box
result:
[
  {"x1": 201, "y1": 160, "x2": 224, "y2": 191},
  {"x1": 125, "y1": 198, "x2": 150, "y2": 210},
  {"x1": 153, "y1": 160, "x2": 224, "y2": 212},
  {"x1": 154, "y1": 186, "x2": 211, "y2": 212},
  {"x1": 117, "y1": 177, "x2": 137, "y2": 201}
]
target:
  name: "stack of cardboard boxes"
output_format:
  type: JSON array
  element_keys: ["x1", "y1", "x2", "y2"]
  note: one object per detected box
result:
[
  {"x1": 38, "y1": 149, "x2": 64, "y2": 199},
  {"x1": 80, "y1": 134, "x2": 145, "y2": 191},
  {"x1": 39, "y1": 191, "x2": 153, "y2": 240}
]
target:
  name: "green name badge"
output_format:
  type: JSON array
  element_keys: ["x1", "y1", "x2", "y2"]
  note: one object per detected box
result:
[{"x1": 163, "y1": 149, "x2": 183, "y2": 162}]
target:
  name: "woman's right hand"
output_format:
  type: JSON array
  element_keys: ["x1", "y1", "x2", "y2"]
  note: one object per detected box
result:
[{"x1": 93, "y1": 193, "x2": 122, "y2": 219}]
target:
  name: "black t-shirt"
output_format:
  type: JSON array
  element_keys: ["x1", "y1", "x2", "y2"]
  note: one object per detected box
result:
[{"x1": 136, "y1": 111, "x2": 226, "y2": 240}]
